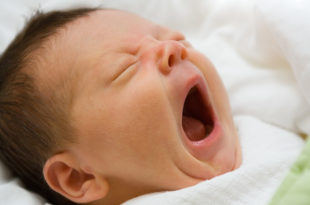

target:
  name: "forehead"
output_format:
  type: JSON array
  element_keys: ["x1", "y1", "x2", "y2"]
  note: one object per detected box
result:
[
  {"x1": 68, "y1": 10, "x2": 160, "y2": 52},
  {"x1": 63, "y1": 9, "x2": 159, "y2": 83},
  {"x1": 60, "y1": 9, "x2": 167, "y2": 75}
]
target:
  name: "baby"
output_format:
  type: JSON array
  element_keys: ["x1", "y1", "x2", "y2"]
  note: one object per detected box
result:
[{"x1": 0, "y1": 8, "x2": 241, "y2": 205}]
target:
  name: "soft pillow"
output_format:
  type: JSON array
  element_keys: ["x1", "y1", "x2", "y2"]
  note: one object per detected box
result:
[{"x1": 256, "y1": 0, "x2": 310, "y2": 133}]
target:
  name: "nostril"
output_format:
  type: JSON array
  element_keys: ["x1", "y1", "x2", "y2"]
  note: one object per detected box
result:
[
  {"x1": 181, "y1": 49, "x2": 187, "y2": 60},
  {"x1": 168, "y1": 54, "x2": 175, "y2": 67}
]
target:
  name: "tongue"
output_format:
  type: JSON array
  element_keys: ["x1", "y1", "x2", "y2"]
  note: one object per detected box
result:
[{"x1": 182, "y1": 116, "x2": 206, "y2": 141}]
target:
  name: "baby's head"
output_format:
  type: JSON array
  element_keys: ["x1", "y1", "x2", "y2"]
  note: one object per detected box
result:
[{"x1": 0, "y1": 8, "x2": 241, "y2": 205}]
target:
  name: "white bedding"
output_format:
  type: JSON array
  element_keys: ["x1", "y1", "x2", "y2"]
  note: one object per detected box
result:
[
  {"x1": 124, "y1": 115, "x2": 304, "y2": 205},
  {"x1": 0, "y1": 0, "x2": 309, "y2": 204}
]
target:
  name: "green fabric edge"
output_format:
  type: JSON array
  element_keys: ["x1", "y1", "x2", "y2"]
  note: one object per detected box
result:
[{"x1": 269, "y1": 137, "x2": 310, "y2": 205}]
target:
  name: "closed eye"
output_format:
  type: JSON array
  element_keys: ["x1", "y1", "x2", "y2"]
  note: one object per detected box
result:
[{"x1": 112, "y1": 57, "x2": 137, "y2": 84}]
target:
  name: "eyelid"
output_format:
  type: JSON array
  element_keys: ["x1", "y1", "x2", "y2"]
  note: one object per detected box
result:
[
  {"x1": 178, "y1": 39, "x2": 192, "y2": 48},
  {"x1": 177, "y1": 33, "x2": 186, "y2": 41},
  {"x1": 168, "y1": 31, "x2": 185, "y2": 41},
  {"x1": 111, "y1": 56, "x2": 137, "y2": 83}
]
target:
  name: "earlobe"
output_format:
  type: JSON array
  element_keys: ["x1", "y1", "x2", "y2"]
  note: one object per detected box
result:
[{"x1": 43, "y1": 152, "x2": 109, "y2": 203}]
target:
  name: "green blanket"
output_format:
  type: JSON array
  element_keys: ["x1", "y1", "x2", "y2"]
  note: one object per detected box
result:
[{"x1": 269, "y1": 137, "x2": 310, "y2": 205}]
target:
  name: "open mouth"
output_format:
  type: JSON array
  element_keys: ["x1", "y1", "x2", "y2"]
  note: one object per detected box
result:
[{"x1": 182, "y1": 85, "x2": 214, "y2": 141}]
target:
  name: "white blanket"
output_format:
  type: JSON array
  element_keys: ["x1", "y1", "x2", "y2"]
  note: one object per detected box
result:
[
  {"x1": 0, "y1": 0, "x2": 309, "y2": 204},
  {"x1": 124, "y1": 115, "x2": 304, "y2": 205}
]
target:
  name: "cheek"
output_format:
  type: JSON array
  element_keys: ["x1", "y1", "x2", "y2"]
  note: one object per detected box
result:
[
  {"x1": 84, "y1": 80, "x2": 185, "y2": 186},
  {"x1": 111, "y1": 78, "x2": 174, "y2": 142},
  {"x1": 90, "y1": 76, "x2": 177, "y2": 165}
]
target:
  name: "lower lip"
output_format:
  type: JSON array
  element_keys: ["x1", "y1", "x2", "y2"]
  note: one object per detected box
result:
[{"x1": 183, "y1": 118, "x2": 223, "y2": 160}]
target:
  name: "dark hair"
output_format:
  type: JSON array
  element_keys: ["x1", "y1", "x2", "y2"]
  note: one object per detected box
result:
[{"x1": 0, "y1": 8, "x2": 98, "y2": 205}]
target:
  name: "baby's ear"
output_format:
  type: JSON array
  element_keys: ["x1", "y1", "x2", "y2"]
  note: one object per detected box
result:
[{"x1": 43, "y1": 152, "x2": 109, "y2": 203}]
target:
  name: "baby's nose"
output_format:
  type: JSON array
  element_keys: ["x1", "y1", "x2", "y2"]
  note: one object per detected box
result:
[{"x1": 158, "y1": 41, "x2": 188, "y2": 74}]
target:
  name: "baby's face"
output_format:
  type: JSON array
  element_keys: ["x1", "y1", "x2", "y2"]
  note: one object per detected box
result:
[{"x1": 46, "y1": 9, "x2": 241, "y2": 200}]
